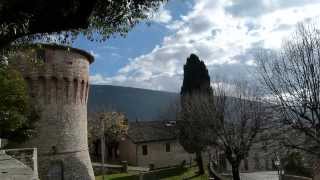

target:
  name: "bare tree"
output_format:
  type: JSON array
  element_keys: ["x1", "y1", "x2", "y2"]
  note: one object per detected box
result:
[
  {"x1": 178, "y1": 81, "x2": 268, "y2": 180},
  {"x1": 256, "y1": 22, "x2": 320, "y2": 158}
]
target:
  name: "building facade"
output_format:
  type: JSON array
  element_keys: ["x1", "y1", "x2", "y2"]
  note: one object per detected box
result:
[
  {"x1": 119, "y1": 121, "x2": 194, "y2": 169},
  {"x1": 10, "y1": 44, "x2": 95, "y2": 180}
]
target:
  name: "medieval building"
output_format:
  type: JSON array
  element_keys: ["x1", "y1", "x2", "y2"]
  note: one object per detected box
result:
[
  {"x1": 10, "y1": 44, "x2": 95, "y2": 180},
  {"x1": 119, "y1": 121, "x2": 194, "y2": 169}
]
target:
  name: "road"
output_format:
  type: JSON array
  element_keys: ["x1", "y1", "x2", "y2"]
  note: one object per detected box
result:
[
  {"x1": 241, "y1": 171, "x2": 279, "y2": 180},
  {"x1": 92, "y1": 162, "x2": 150, "y2": 172},
  {"x1": 0, "y1": 153, "x2": 34, "y2": 180}
]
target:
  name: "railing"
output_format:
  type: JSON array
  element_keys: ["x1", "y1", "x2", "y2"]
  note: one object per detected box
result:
[{"x1": 0, "y1": 148, "x2": 39, "y2": 180}]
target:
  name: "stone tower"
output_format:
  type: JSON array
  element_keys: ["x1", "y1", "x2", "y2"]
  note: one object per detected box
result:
[{"x1": 11, "y1": 44, "x2": 95, "y2": 180}]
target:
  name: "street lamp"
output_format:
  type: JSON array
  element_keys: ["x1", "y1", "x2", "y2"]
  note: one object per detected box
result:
[{"x1": 274, "y1": 155, "x2": 282, "y2": 180}]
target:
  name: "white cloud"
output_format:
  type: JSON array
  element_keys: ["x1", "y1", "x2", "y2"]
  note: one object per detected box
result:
[
  {"x1": 166, "y1": 20, "x2": 184, "y2": 30},
  {"x1": 94, "y1": 0, "x2": 320, "y2": 92},
  {"x1": 225, "y1": 0, "x2": 319, "y2": 17},
  {"x1": 148, "y1": 5, "x2": 172, "y2": 24},
  {"x1": 90, "y1": 74, "x2": 111, "y2": 84}
]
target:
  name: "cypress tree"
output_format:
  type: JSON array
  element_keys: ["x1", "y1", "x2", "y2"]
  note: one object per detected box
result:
[
  {"x1": 181, "y1": 54, "x2": 212, "y2": 96},
  {"x1": 179, "y1": 54, "x2": 212, "y2": 175}
]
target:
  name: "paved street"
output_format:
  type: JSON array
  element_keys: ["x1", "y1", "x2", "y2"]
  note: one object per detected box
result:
[
  {"x1": 0, "y1": 153, "x2": 34, "y2": 180},
  {"x1": 92, "y1": 162, "x2": 150, "y2": 172},
  {"x1": 241, "y1": 171, "x2": 279, "y2": 180}
]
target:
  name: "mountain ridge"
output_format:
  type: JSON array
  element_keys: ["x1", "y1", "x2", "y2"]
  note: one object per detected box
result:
[{"x1": 88, "y1": 84, "x2": 179, "y2": 121}]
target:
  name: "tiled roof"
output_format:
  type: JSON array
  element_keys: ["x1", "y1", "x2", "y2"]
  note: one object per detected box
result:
[{"x1": 127, "y1": 121, "x2": 177, "y2": 144}]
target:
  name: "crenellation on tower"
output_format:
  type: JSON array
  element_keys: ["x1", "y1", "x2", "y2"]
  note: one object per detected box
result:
[
  {"x1": 85, "y1": 82, "x2": 89, "y2": 104},
  {"x1": 12, "y1": 47, "x2": 92, "y2": 106},
  {"x1": 73, "y1": 79, "x2": 79, "y2": 104}
]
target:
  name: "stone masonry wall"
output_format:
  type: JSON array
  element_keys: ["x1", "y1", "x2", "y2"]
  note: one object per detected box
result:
[{"x1": 11, "y1": 45, "x2": 94, "y2": 180}]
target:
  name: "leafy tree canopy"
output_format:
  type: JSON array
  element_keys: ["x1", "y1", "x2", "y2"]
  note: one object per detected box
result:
[
  {"x1": 0, "y1": 0, "x2": 167, "y2": 48},
  {"x1": 88, "y1": 111, "x2": 128, "y2": 143},
  {"x1": 0, "y1": 58, "x2": 38, "y2": 143}
]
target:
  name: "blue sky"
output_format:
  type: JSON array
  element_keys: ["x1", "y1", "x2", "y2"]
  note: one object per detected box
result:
[
  {"x1": 72, "y1": 0, "x2": 192, "y2": 77},
  {"x1": 73, "y1": 23, "x2": 170, "y2": 76},
  {"x1": 71, "y1": 0, "x2": 320, "y2": 92}
]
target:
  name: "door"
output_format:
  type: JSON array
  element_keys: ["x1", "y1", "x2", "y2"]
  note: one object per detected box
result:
[{"x1": 47, "y1": 161, "x2": 63, "y2": 180}]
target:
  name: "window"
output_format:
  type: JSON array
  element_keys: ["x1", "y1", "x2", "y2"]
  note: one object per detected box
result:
[
  {"x1": 142, "y1": 145, "x2": 148, "y2": 155},
  {"x1": 165, "y1": 143, "x2": 171, "y2": 152},
  {"x1": 244, "y1": 158, "x2": 249, "y2": 171},
  {"x1": 36, "y1": 49, "x2": 46, "y2": 62}
]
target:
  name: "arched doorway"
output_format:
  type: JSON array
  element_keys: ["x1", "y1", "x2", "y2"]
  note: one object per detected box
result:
[{"x1": 47, "y1": 161, "x2": 63, "y2": 180}]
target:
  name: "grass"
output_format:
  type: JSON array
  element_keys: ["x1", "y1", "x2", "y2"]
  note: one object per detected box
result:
[
  {"x1": 95, "y1": 166, "x2": 210, "y2": 180},
  {"x1": 95, "y1": 172, "x2": 137, "y2": 180},
  {"x1": 160, "y1": 166, "x2": 208, "y2": 180}
]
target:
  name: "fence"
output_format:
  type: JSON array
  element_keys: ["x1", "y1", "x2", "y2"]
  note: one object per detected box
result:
[{"x1": 0, "y1": 148, "x2": 38, "y2": 180}]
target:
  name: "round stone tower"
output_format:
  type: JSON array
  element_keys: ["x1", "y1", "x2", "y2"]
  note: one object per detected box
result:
[{"x1": 11, "y1": 44, "x2": 95, "y2": 180}]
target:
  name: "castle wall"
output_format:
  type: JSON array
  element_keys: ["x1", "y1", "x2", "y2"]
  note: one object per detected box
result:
[{"x1": 11, "y1": 45, "x2": 94, "y2": 180}]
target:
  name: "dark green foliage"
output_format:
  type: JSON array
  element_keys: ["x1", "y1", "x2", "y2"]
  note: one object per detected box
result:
[
  {"x1": 179, "y1": 54, "x2": 213, "y2": 175},
  {"x1": 0, "y1": 0, "x2": 166, "y2": 47},
  {"x1": 178, "y1": 120, "x2": 206, "y2": 153},
  {"x1": 283, "y1": 152, "x2": 313, "y2": 177},
  {"x1": 0, "y1": 61, "x2": 38, "y2": 143},
  {"x1": 181, "y1": 54, "x2": 212, "y2": 96},
  {"x1": 179, "y1": 54, "x2": 212, "y2": 153}
]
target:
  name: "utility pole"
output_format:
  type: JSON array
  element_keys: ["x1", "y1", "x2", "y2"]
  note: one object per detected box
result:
[{"x1": 101, "y1": 115, "x2": 106, "y2": 180}]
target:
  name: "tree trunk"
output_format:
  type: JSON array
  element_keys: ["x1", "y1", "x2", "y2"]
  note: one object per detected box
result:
[
  {"x1": 314, "y1": 159, "x2": 320, "y2": 180},
  {"x1": 208, "y1": 160, "x2": 222, "y2": 180},
  {"x1": 196, "y1": 151, "x2": 205, "y2": 175},
  {"x1": 231, "y1": 163, "x2": 240, "y2": 180}
]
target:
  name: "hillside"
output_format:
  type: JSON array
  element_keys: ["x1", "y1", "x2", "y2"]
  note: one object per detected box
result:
[{"x1": 88, "y1": 85, "x2": 179, "y2": 121}]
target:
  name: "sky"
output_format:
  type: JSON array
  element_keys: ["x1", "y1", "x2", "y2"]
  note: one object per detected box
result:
[{"x1": 72, "y1": 0, "x2": 320, "y2": 92}]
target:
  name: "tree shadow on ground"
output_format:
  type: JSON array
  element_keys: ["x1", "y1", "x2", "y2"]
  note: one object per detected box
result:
[
  {"x1": 108, "y1": 166, "x2": 188, "y2": 180},
  {"x1": 183, "y1": 174, "x2": 202, "y2": 179}
]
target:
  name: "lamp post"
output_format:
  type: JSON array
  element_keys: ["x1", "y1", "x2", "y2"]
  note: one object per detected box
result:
[{"x1": 274, "y1": 155, "x2": 282, "y2": 180}]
